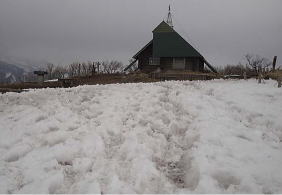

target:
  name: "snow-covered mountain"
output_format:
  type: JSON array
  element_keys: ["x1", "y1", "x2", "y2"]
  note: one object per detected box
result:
[
  {"x1": 0, "y1": 58, "x2": 46, "y2": 84},
  {"x1": 0, "y1": 61, "x2": 25, "y2": 84}
]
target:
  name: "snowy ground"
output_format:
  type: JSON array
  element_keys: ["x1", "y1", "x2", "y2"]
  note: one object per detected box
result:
[{"x1": 0, "y1": 79, "x2": 282, "y2": 193}]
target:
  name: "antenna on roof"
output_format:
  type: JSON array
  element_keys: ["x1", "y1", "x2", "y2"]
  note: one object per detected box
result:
[{"x1": 166, "y1": 5, "x2": 173, "y2": 28}]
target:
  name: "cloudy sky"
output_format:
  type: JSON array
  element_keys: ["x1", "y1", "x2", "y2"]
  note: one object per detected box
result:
[{"x1": 0, "y1": 0, "x2": 281, "y2": 67}]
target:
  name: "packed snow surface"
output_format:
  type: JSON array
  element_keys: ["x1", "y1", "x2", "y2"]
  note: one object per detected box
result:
[{"x1": 0, "y1": 79, "x2": 282, "y2": 193}]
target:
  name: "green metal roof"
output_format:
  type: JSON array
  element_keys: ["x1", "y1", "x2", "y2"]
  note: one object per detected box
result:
[
  {"x1": 153, "y1": 21, "x2": 174, "y2": 33},
  {"x1": 153, "y1": 21, "x2": 203, "y2": 58}
]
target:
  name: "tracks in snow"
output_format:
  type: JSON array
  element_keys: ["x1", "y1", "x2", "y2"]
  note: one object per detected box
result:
[{"x1": 0, "y1": 82, "x2": 203, "y2": 193}]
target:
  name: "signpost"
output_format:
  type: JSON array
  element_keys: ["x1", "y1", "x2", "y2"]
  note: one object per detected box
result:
[{"x1": 272, "y1": 56, "x2": 277, "y2": 71}]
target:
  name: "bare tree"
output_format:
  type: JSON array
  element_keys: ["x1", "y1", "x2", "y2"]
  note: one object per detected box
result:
[
  {"x1": 102, "y1": 60, "x2": 123, "y2": 74},
  {"x1": 87, "y1": 61, "x2": 95, "y2": 76},
  {"x1": 53, "y1": 66, "x2": 68, "y2": 79},
  {"x1": 222, "y1": 64, "x2": 245, "y2": 75},
  {"x1": 96, "y1": 61, "x2": 101, "y2": 74},
  {"x1": 67, "y1": 60, "x2": 123, "y2": 77},
  {"x1": 101, "y1": 60, "x2": 109, "y2": 73},
  {"x1": 68, "y1": 62, "x2": 81, "y2": 77},
  {"x1": 245, "y1": 54, "x2": 271, "y2": 72},
  {"x1": 68, "y1": 63, "x2": 75, "y2": 77},
  {"x1": 81, "y1": 62, "x2": 88, "y2": 76},
  {"x1": 78, "y1": 63, "x2": 81, "y2": 76},
  {"x1": 109, "y1": 60, "x2": 123, "y2": 73}
]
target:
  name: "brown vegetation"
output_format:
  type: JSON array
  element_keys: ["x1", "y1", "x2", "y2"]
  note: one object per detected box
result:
[
  {"x1": 0, "y1": 71, "x2": 220, "y2": 93},
  {"x1": 0, "y1": 73, "x2": 159, "y2": 93},
  {"x1": 266, "y1": 70, "x2": 282, "y2": 80}
]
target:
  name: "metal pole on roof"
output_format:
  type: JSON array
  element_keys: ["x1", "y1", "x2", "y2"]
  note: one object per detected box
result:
[{"x1": 166, "y1": 5, "x2": 173, "y2": 28}]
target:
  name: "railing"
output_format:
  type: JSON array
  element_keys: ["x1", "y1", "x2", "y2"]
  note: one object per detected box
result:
[{"x1": 150, "y1": 73, "x2": 216, "y2": 81}]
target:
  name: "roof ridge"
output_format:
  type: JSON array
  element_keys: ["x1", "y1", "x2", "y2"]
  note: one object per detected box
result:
[{"x1": 153, "y1": 21, "x2": 174, "y2": 33}]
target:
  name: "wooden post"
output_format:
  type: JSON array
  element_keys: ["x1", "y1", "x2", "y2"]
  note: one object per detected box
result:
[
  {"x1": 278, "y1": 77, "x2": 281, "y2": 88},
  {"x1": 258, "y1": 66, "x2": 262, "y2": 84},
  {"x1": 272, "y1": 56, "x2": 277, "y2": 71},
  {"x1": 258, "y1": 73, "x2": 262, "y2": 84},
  {"x1": 243, "y1": 72, "x2": 247, "y2": 80},
  {"x1": 259, "y1": 74, "x2": 262, "y2": 83}
]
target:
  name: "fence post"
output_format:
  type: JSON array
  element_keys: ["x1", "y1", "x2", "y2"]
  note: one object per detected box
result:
[
  {"x1": 243, "y1": 72, "x2": 247, "y2": 80},
  {"x1": 258, "y1": 73, "x2": 262, "y2": 84},
  {"x1": 272, "y1": 56, "x2": 277, "y2": 71},
  {"x1": 258, "y1": 66, "x2": 262, "y2": 84},
  {"x1": 278, "y1": 77, "x2": 281, "y2": 88}
]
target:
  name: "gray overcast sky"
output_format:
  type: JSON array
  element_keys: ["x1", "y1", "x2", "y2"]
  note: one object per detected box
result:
[{"x1": 0, "y1": 0, "x2": 282, "y2": 67}]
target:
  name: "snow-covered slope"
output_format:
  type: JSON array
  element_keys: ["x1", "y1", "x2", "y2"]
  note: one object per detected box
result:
[
  {"x1": 0, "y1": 61, "x2": 24, "y2": 84},
  {"x1": 0, "y1": 79, "x2": 281, "y2": 193}
]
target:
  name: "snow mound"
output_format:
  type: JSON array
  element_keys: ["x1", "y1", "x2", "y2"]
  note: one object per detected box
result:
[{"x1": 0, "y1": 79, "x2": 282, "y2": 193}]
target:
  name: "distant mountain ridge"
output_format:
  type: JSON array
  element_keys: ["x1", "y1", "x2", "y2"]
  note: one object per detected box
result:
[
  {"x1": 0, "y1": 61, "x2": 25, "y2": 83},
  {"x1": 0, "y1": 59, "x2": 45, "y2": 84}
]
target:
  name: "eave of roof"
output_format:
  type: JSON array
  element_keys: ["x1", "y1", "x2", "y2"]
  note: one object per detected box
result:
[{"x1": 132, "y1": 40, "x2": 153, "y2": 59}]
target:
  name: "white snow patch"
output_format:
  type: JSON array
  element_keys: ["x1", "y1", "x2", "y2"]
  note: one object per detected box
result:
[
  {"x1": 44, "y1": 79, "x2": 58, "y2": 82},
  {"x1": 5, "y1": 72, "x2": 11, "y2": 78},
  {"x1": 0, "y1": 79, "x2": 281, "y2": 193}
]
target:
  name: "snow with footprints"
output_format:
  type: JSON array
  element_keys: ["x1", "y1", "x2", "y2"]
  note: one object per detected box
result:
[{"x1": 0, "y1": 79, "x2": 282, "y2": 193}]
